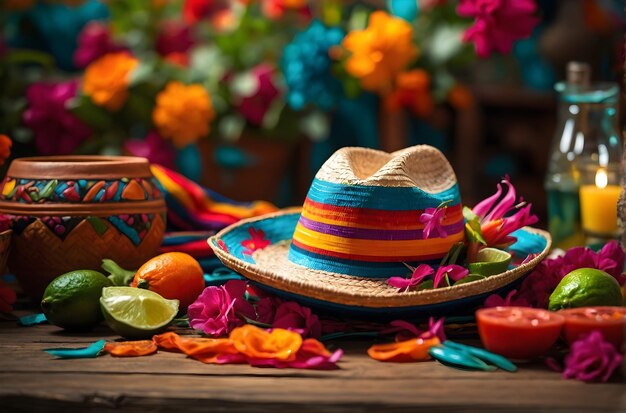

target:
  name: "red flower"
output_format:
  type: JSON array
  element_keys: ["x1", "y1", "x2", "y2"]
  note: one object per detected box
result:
[
  {"x1": 241, "y1": 227, "x2": 271, "y2": 255},
  {"x1": 0, "y1": 281, "x2": 16, "y2": 314},
  {"x1": 183, "y1": 0, "x2": 230, "y2": 24}
]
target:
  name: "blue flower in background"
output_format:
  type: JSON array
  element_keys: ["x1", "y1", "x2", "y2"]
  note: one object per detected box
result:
[{"x1": 281, "y1": 20, "x2": 345, "y2": 111}]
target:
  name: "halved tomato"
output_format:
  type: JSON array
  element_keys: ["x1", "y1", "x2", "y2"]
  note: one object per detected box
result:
[
  {"x1": 476, "y1": 307, "x2": 565, "y2": 360},
  {"x1": 559, "y1": 307, "x2": 626, "y2": 349}
]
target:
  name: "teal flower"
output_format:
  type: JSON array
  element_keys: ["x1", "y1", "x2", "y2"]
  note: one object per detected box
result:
[{"x1": 281, "y1": 20, "x2": 344, "y2": 110}]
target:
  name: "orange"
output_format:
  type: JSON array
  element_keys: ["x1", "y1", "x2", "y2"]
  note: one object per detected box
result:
[{"x1": 131, "y1": 252, "x2": 204, "y2": 310}]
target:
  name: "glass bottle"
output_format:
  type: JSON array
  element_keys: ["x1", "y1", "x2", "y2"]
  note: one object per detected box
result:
[
  {"x1": 544, "y1": 62, "x2": 622, "y2": 248},
  {"x1": 545, "y1": 62, "x2": 588, "y2": 248}
]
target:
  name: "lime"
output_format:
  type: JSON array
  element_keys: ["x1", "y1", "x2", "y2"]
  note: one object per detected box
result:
[
  {"x1": 41, "y1": 270, "x2": 112, "y2": 330},
  {"x1": 468, "y1": 248, "x2": 512, "y2": 277},
  {"x1": 100, "y1": 286, "x2": 179, "y2": 339},
  {"x1": 548, "y1": 268, "x2": 623, "y2": 311}
]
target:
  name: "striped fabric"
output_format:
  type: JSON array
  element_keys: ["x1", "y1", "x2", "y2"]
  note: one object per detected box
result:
[{"x1": 288, "y1": 178, "x2": 464, "y2": 277}]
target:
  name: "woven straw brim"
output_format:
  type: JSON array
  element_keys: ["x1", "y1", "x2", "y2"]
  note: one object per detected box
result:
[{"x1": 210, "y1": 210, "x2": 552, "y2": 308}]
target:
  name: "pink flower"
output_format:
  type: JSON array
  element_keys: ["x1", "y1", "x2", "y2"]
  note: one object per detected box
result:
[
  {"x1": 217, "y1": 239, "x2": 229, "y2": 253},
  {"x1": 472, "y1": 176, "x2": 538, "y2": 248},
  {"x1": 241, "y1": 227, "x2": 271, "y2": 255},
  {"x1": 433, "y1": 264, "x2": 468, "y2": 288},
  {"x1": 156, "y1": 21, "x2": 195, "y2": 57},
  {"x1": 272, "y1": 301, "x2": 322, "y2": 339},
  {"x1": 563, "y1": 331, "x2": 623, "y2": 382},
  {"x1": 236, "y1": 64, "x2": 280, "y2": 126},
  {"x1": 456, "y1": 0, "x2": 538, "y2": 58},
  {"x1": 383, "y1": 317, "x2": 446, "y2": 342},
  {"x1": 23, "y1": 80, "x2": 92, "y2": 155},
  {"x1": 124, "y1": 131, "x2": 177, "y2": 169},
  {"x1": 73, "y1": 22, "x2": 126, "y2": 68},
  {"x1": 419, "y1": 206, "x2": 447, "y2": 239},
  {"x1": 188, "y1": 280, "x2": 255, "y2": 337},
  {"x1": 483, "y1": 289, "x2": 530, "y2": 308},
  {"x1": 387, "y1": 264, "x2": 434, "y2": 292},
  {"x1": 596, "y1": 241, "x2": 626, "y2": 285}
]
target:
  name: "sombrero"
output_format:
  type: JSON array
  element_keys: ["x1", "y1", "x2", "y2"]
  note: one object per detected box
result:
[{"x1": 209, "y1": 146, "x2": 551, "y2": 319}]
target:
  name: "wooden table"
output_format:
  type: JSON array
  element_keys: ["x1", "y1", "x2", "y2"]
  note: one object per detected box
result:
[{"x1": 1, "y1": 318, "x2": 625, "y2": 412}]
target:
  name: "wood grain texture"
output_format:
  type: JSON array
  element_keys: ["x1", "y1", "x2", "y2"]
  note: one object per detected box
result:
[{"x1": 0, "y1": 321, "x2": 625, "y2": 412}]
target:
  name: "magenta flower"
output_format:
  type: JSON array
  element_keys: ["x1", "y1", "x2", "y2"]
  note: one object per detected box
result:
[
  {"x1": 384, "y1": 317, "x2": 446, "y2": 342},
  {"x1": 124, "y1": 131, "x2": 177, "y2": 169},
  {"x1": 420, "y1": 206, "x2": 447, "y2": 239},
  {"x1": 472, "y1": 176, "x2": 538, "y2": 248},
  {"x1": 73, "y1": 22, "x2": 126, "y2": 68},
  {"x1": 236, "y1": 64, "x2": 280, "y2": 126},
  {"x1": 156, "y1": 21, "x2": 195, "y2": 57},
  {"x1": 241, "y1": 227, "x2": 272, "y2": 255},
  {"x1": 188, "y1": 280, "x2": 255, "y2": 337},
  {"x1": 387, "y1": 264, "x2": 434, "y2": 292},
  {"x1": 23, "y1": 80, "x2": 92, "y2": 155},
  {"x1": 433, "y1": 264, "x2": 468, "y2": 288},
  {"x1": 255, "y1": 296, "x2": 282, "y2": 325},
  {"x1": 272, "y1": 301, "x2": 322, "y2": 339},
  {"x1": 456, "y1": 0, "x2": 539, "y2": 58},
  {"x1": 483, "y1": 289, "x2": 530, "y2": 308},
  {"x1": 563, "y1": 331, "x2": 623, "y2": 383}
]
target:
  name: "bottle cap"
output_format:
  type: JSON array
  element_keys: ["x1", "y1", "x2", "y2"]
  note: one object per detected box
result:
[{"x1": 566, "y1": 62, "x2": 591, "y2": 86}]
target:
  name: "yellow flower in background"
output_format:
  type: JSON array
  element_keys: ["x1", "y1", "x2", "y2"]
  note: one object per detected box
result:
[
  {"x1": 343, "y1": 11, "x2": 417, "y2": 95},
  {"x1": 83, "y1": 52, "x2": 138, "y2": 111},
  {"x1": 153, "y1": 82, "x2": 215, "y2": 148}
]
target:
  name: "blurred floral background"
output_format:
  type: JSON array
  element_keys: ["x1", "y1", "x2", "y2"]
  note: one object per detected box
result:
[{"x1": 0, "y1": 0, "x2": 623, "y2": 220}]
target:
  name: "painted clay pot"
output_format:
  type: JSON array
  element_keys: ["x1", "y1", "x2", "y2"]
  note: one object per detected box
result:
[{"x1": 0, "y1": 156, "x2": 166, "y2": 300}]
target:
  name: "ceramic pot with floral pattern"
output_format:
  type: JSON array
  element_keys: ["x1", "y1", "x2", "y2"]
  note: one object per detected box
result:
[{"x1": 0, "y1": 156, "x2": 166, "y2": 300}]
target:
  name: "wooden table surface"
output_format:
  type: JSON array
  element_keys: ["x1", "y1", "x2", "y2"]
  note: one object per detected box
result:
[{"x1": 1, "y1": 318, "x2": 625, "y2": 413}]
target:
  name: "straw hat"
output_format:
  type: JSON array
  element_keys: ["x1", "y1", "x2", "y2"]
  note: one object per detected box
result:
[{"x1": 209, "y1": 146, "x2": 551, "y2": 318}]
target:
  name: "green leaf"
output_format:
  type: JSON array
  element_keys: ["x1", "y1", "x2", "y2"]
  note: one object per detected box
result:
[
  {"x1": 463, "y1": 206, "x2": 486, "y2": 245},
  {"x1": 67, "y1": 95, "x2": 114, "y2": 131}
]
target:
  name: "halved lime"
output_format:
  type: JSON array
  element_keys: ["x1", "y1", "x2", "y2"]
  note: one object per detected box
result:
[
  {"x1": 454, "y1": 274, "x2": 486, "y2": 286},
  {"x1": 467, "y1": 248, "x2": 512, "y2": 277},
  {"x1": 100, "y1": 287, "x2": 179, "y2": 339}
]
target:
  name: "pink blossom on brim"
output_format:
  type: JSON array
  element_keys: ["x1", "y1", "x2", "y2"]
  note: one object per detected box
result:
[
  {"x1": 387, "y1": 264, "x2": 434, "y2": 292},
  {"x1": 419, "y1": 206, "x2": 448, "y2": 239}
]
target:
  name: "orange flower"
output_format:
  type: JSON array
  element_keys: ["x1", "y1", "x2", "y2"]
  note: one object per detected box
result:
[
  {"x1": 368, "y1": 336, "x2": 440, "y2": 362},
  {"x1": 152, "y1": 81, "x2": 215, "y2": 148},
  {"x1": 230, "y1": 324, "x2": 302, "y2": 361},
  {"x1": 83, "y1": 52, "x2": 139, "y2": 111},
  {"x1": 104, "y1": 340, "x2": 158, "y2": 357},
  {"x1": 384, "y1": 69, "x2": 434, "y2": 117},
  {"x1": 343, "y1": 11, "x2": 417, "y2": 94},
  {"x1": 447, "y1": 83, "x2": 474, "y2": 110},
  {"x1": 0, "y1": 135, "x2": 11, "y2": 167}
]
